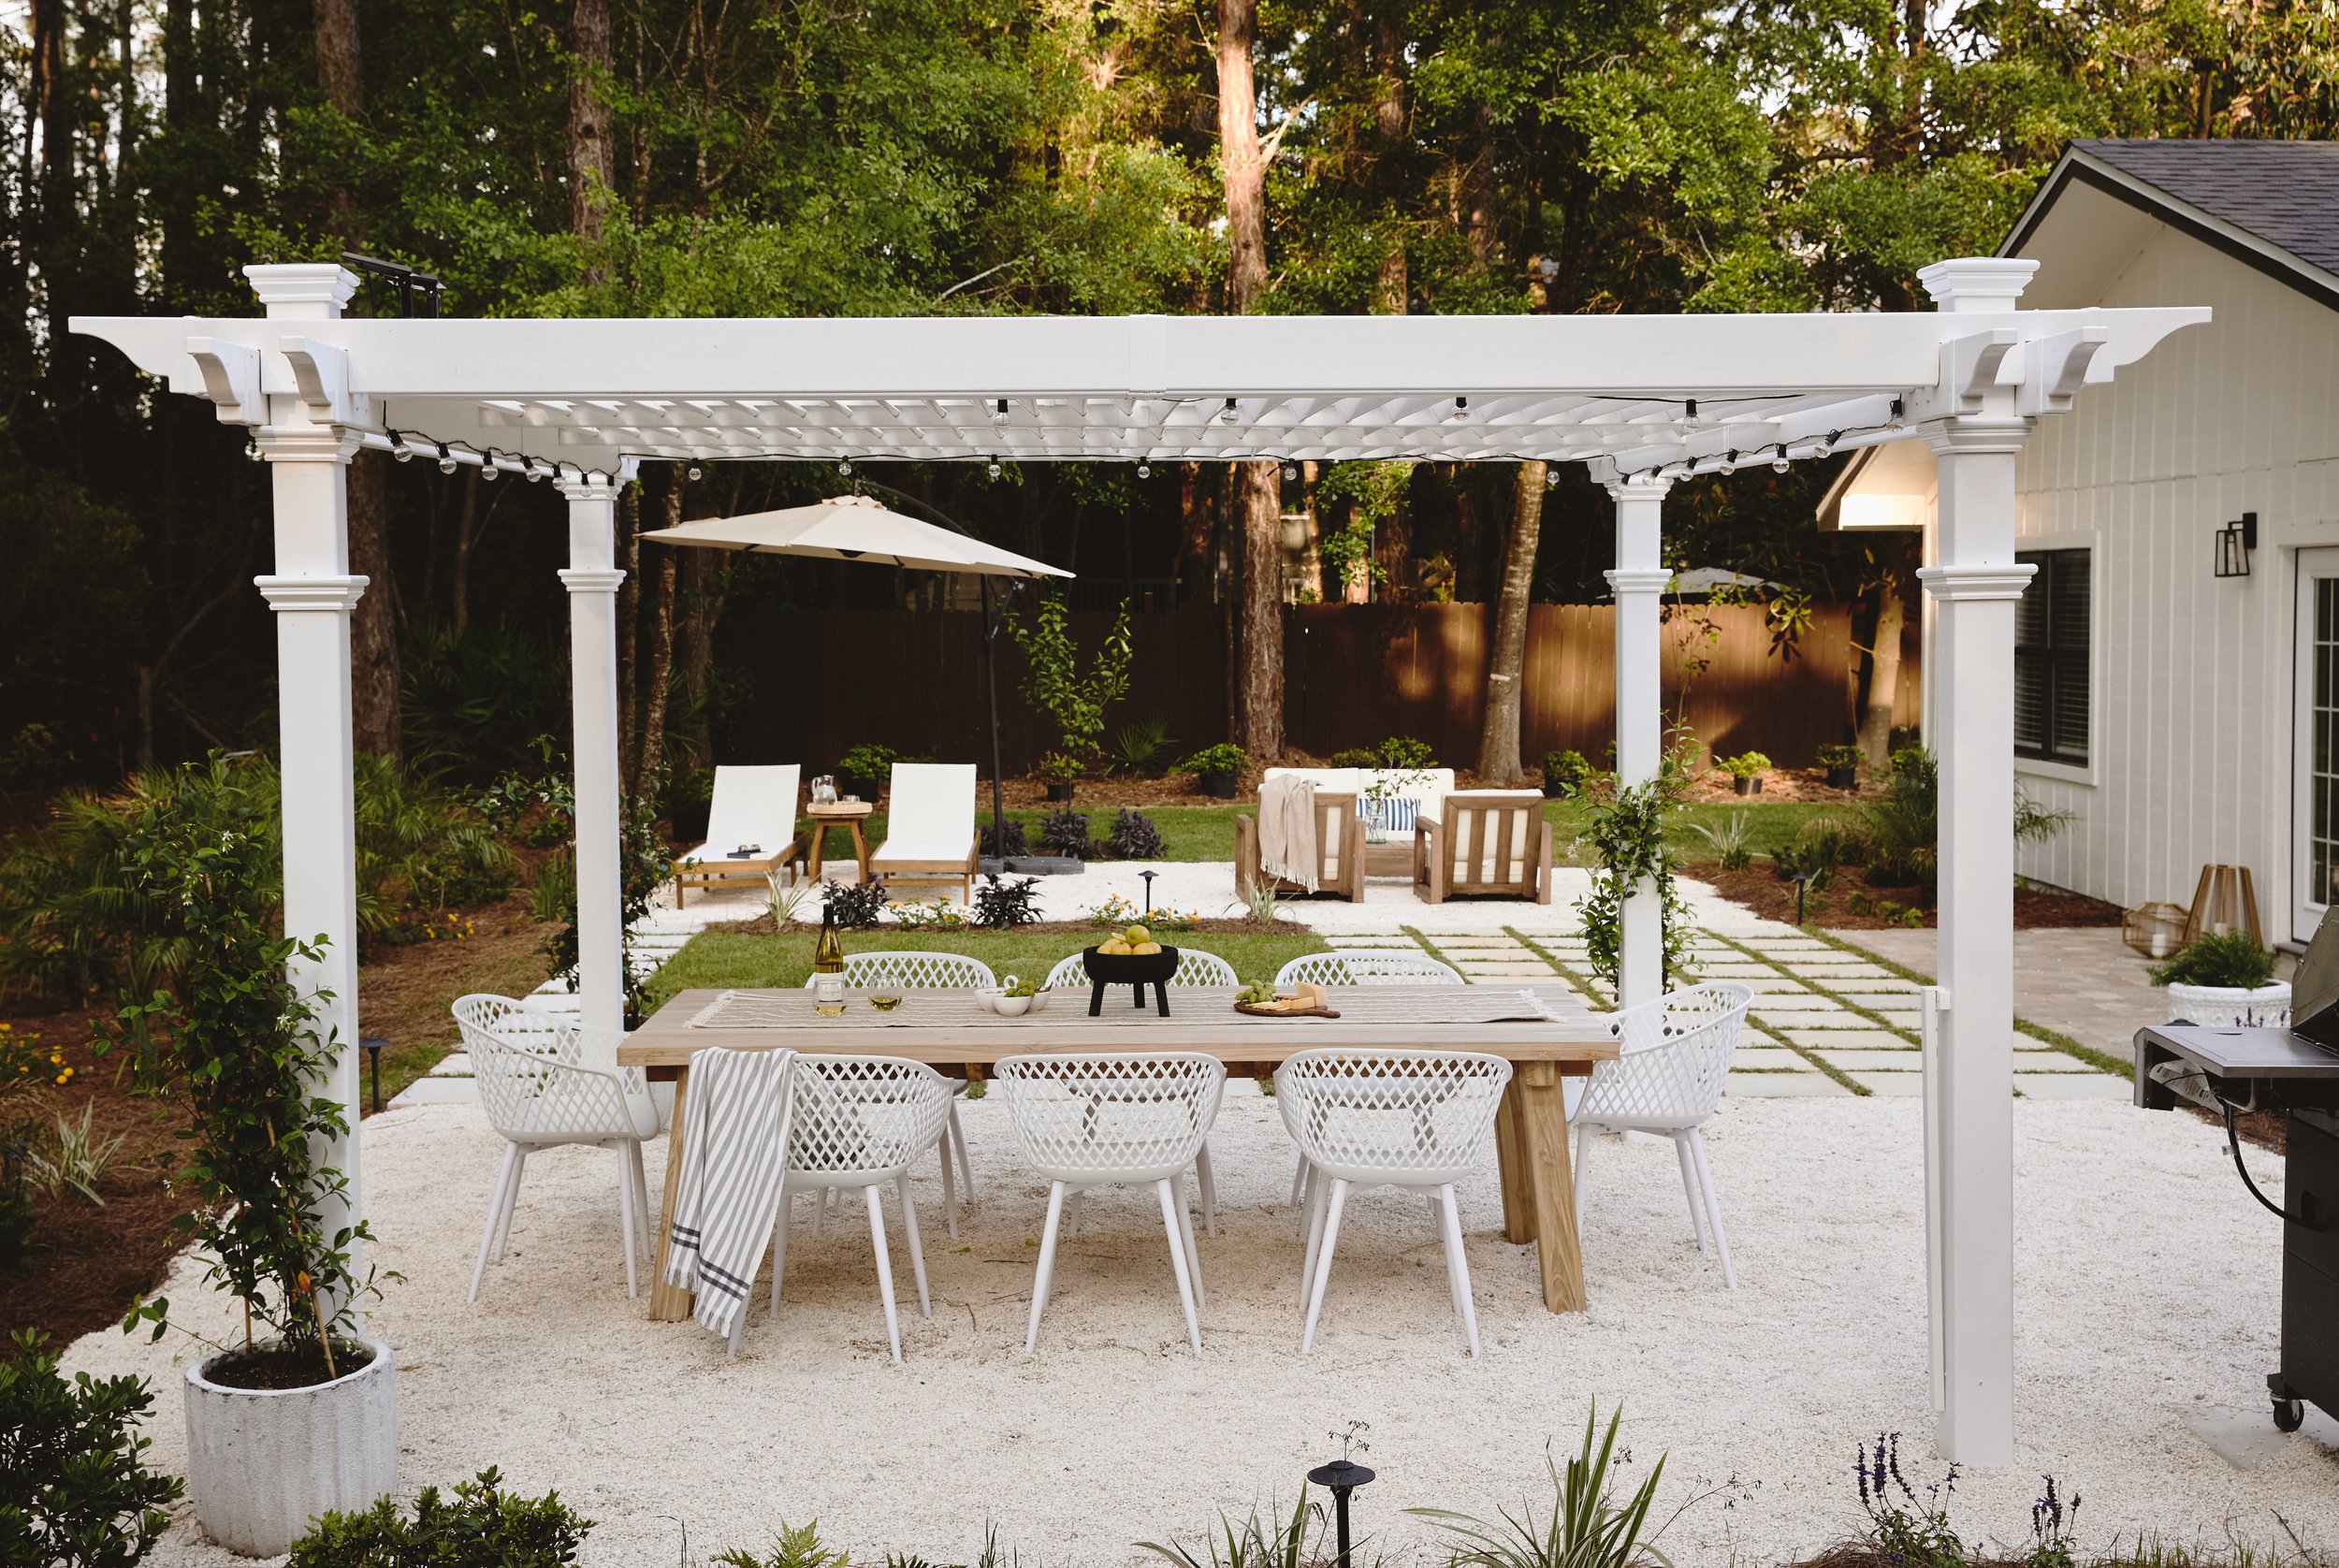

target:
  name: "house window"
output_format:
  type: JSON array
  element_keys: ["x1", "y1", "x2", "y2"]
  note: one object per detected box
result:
[{"x1": 2015, "y1": 549, "x2": 2089, "y2": 765}]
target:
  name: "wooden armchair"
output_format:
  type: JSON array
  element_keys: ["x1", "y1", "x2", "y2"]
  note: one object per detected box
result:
[
  {"x1": 1414, "y1": 791, "x2": 1553, "y2": 904},
  {"x1": 1236, "y1": 791, "x2": 1366, "y2": 901}
]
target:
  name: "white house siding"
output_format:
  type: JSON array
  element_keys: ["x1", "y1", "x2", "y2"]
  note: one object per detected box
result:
[{"x1": 2012, "y1": 222, "x2": 2339, "y2": 940}]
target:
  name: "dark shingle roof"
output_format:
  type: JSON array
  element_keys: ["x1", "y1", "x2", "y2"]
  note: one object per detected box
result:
[{"x1": 2075, "y1": 139, "x2": 2339, "y2": 275}]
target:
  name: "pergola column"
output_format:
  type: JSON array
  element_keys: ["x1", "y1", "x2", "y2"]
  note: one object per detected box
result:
[
  {"x1": 1913, "y1": 256, "x2": 2040, "y2": 1469},
  {"x1": 559, "y1": 472, "x2": 630, "y2": 1037},
  {"x1": 1604, "y1": 473, "x2": 1673, "y2": 1008},
  {"x1": 247, "y1": 262, "x2": 367, "y2": 1285}
]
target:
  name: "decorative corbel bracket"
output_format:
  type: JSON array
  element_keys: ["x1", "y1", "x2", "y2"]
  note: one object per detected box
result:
[
  {"x1": 185, "y1": 336, "x2": 262, "y2": 425},
  {"x1": 2016, "y1": 327, "x2": 2109, "y2": 416},
  {"x1": 277, "y1": 335, "x2": 370, "y2": 427}
]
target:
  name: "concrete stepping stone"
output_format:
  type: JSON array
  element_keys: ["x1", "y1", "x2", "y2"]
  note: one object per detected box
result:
[
  {"x1": 1846, "y1": 1070, "x2": 1925, "y2": 1096},
  {"x1": 2014, "y1": 1074, "x2": 2131, "y2": 1099},
  {"x1": 1780, "y1": 1030, "x2": 1913, "y2": 1052},
  {"x1": 1728, "y1": 1071, "x2": 1852, "y2": 1096}
]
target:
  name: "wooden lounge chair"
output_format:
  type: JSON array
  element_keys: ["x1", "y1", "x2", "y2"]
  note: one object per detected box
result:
[
  {"x1": 1414, "y1": 791, "x2": 1553, "y2": 904},
  {"x1": 868, "y1": 762, "x2": 980, "y2": 901},
  {"x1": 672, "y1": 764, "x2": 806, "y2": 908},
  {"x1": 1236, "y1": 785, "x2": 1365, "y2": 901}
]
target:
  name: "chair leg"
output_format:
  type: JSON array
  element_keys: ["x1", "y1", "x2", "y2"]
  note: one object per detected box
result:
[
  {"x1": 1065, "y1": 1188, "x2": 1084, "y2": 1239},
  {"x1": 1025, "y1": 1182, "x2": 1068, "y2": 1354},
  {"x1": 771, "y1": 1191, "x2": 792, "y2": 1316},
  {"x1": 937, "y1": 1123, "x2": 958, "y2": 1240},
  {"x1": 949, "y1": 1099, "x2": 976, "y2": 1201},
  {"x1": 1287, "y1": 1152, "x2": 1308, "y2": 1207},
  {"x1": 1155, "y1": 1178, "x2": 1203, "y2": 1356},
  {"x1": 616, "y1": 1143, "x2": 639, "y2": 1299},
  {"x1": 1690, "y1": 1129, "x2": 1736, "y2": 1289},
  {"x1": 1300, "y1": 1178, "x2": 1349, "y2": 1354},
  {"x1": 492, "y1": 1148, "x2": 529, "y2": 1263},
  {"x1": 864, "y1": 1184, "x2": 903, "y2": 1364},
  {"x1": 1426, "y1": 1192, "x2": 1442, "y2": 1240},
  {"x1": 628, "y1": 1143, "x2": 654, "y2": 1270},
  {"x1": 1439, "y1": 1183, "x2": 1480, "y2": 1357},
  {"x1": 469, "y1": 1143, "x2": 521, "y2": 1303},
  {"x1": 1300, "y1": 1171, "x2": 1332, "y2": 1308},
  {"x1": 813, "y1": 1184, "x2": 832, "y2": 1235},
  {"x1": 1674, "y1": 1133, "x2": 1710, "y2": 1254},
  {"x1": 1295, "y1": 1162, "x2": 1317, "y2": 1239},
  {"x1": 1173, "y1": 1174, "x2": 1206, "y2": 1312},
  {"x1": 1195, "y1": 1141, "x2": 1219, "y2": 1238},
  {"x1": 897, "y1": 1172, "x2": 933, "y2": 1319},
  {"x1": 1574, "y1": 1123, "x2": 1591, "y2": 1239}
]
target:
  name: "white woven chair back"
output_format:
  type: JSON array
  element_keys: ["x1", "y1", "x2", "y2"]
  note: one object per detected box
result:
[
  {"x1": 1041, "y1": 947, "x2": 1240, "y2": 992},
  {"x1": 785, "y1": 1054, "x2": 952, "y2": 1184},
  {"x1": 1275, "y1": 1048, "x2": 1511, "y2": 1184},
  {"x1": 995, "y1": 1052, "x2": 1225, "y2": 1183},
  {"x1": 1576, "y1": 981, "x2": 1753, "y2": 1131},
  {"x1": 452, "y1": 994, "x2": 655, "y2": 1144},
  {"x1": 1274, "y1": 950, "x2": 1464, "y2": 988},
  {"x1": 793, "y1": 951, "x2": 998, "y2": 991},
  {"x1": 704, "y1": 764, "x2": 800, "y2": 851}
]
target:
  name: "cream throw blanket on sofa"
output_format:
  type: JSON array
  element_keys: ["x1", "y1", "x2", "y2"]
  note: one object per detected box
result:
[{"x1": 1257, "y1": 774, "x2": 1319, "y2": 893}]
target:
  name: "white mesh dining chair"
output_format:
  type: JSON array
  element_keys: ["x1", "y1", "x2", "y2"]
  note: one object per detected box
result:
[
  {"x1": 1572, "y1": 980, "x2": 1753, "y2": 1288},
  {"x1": 995, "y1": 1052, "x2": 1226, "y2": 1355},
  {"x1": 1040, "y1": 947, "x2": 1237, "y2": 1234},
  {"x1": 1273, "y1": 950, "x2": 1465, "y2": 988},
  {"x1": 801, "y1": 950, "x2": 988, "y2": 1232},
  {"x1": 757, "y1": 1054, "x2": 954, "y2": 1362},
  {"x1": 453, "y1": 995, "x2": 660, "y2": 1303},
  {"x1": 1276, "y1": 1049, "x2": 1512, "y2": 1356},
  {"x1": 1272, "y1": 950, "x2": 1466, "y2": 1206}
]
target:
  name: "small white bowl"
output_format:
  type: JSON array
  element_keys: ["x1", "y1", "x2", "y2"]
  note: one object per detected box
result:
[{"x1": 981, "y1": 990, "x2": 1034, "y2": 1018}]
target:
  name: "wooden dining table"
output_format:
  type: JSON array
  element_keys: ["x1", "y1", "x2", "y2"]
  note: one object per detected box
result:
[{"x1": 617, "y1": 982, "x2": 1618, "y2": 1323}]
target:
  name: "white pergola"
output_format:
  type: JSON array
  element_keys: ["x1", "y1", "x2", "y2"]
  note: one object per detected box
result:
[{"x1": 76, "y1": 261, "x2": 2202, "y2": 1465}]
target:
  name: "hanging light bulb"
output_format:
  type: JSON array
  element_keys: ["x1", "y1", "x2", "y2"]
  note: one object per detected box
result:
[
  {"x1": 1816, "y1": 430, "x2": 1840, "y2": 458},
  {"x1": 1545, "y1": 467, "x2": 1560, "y2": 487},
  {"x1": 1217, "y1": 397, "x2": 1238, "y2": 423},
  {"x1": 1683, "y1": 398, "x2": 1700, "y2": 426},
  {"x1": 1887, "y1": 398, "x2": 1905, "y2": 429},
  {"x1": 1282, "y1": 464, "x2": 1297, "y2": 482},
  {"x1": 245, "y1": 439, "x2": 263, "y2": 463},
  {"x1": 437, "y1": 443, "x2": 458, "y2": 475},
  {"x1": 389, "y1": 429, "x2": 413, "y2": 463},
  {"x1": 992, "y1": 398, "x2": 1010, "y2": 421},
  {"x1": 523, "y1": 457, "x2": 541, "y2": 482},
  {"x1": 479, "y1": 456, "x2": 499, "y2": 480},
  {"x1": 1136, "y1": 462, "x2": 1152, "y2": 479},
  {"x1": 1446, "y1": 396, "x2": 1470, "y2": 422},
  {"x1": 837, "y1": 459, "x2": 852, "y2": 476},
  {"x1": 987, "y1": 457, "x2": 1002, "y2": 480},
  {"x1": 1718, "y1": 450, "x2": 1737, "y2": 475},
  {"x1": 1770, "y1": 444, "x2": 1791, "y2": 473}
]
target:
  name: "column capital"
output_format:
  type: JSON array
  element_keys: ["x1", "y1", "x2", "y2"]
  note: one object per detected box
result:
[
  {"x1": 254, "y1": 423, "x2": 362, "y2": 463},
  {"x1": 1922, "y1": 415, "x2": 2034, "y2": 457},
  {"x1": 1917, "y1": 257, "x2": 2038, "y2": 314},
  {"x1": 244, "y1": 263, "x2": 359, "y2": 319},
  {"x1": 1603, "y1": 472, "x2": 1674, "y2": 502},
  {"x1": 556, "y1": 469, "x2": 629, "y2": 501},
  {"x1": 559, "y1": 568, "x2": 627, "y2": 595},
  {"x1": 1604, "y1": 568, "x2": 1674, "y2": 596},
  {"x1": 255, "y1": 574, "x2": 369, "y2": 613},
  {"x1": 1916, "y1": 563, "x2": 2035, "y2": 603}
]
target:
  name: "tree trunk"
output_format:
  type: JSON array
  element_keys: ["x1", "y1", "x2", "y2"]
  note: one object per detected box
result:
[
  {"x1": 347, "y1": 451, "x2": 401, "y2": 757},
  {"x1": 676, "y1": 547, "x2": 727, "y2": 772},
  {"x1": 1856, "y1": 578, "x2": 1908, "y2": 767},
  {"x1": 1173, "y1": 462, "x2": 1211, "y2": 603},
  {"x1": 568, "y1": 0, "x2": 616, "y2": 269},
  {"x1": 1476, "y1": 462, "x2": 1546, "y2": 785},
  {"x1": 450, "y1": 467, "x2": 478, "y2": 632},
  {"x1": 1217, "y1": 0, "x2": 1279, "y2": 759},
  {"x1": 633, "y1": 477, "x2": 681, "y2": 798},
  {"x1": 1371, "y1": 9, "x2": 1407, "y2": 314}
]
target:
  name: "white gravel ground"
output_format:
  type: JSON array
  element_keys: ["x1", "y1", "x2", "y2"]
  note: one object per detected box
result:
[{"x1": 65, "y1": 1090, "x2": 2339, "y2": 1566}]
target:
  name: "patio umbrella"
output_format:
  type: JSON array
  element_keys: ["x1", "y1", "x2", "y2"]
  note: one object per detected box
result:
[{"x1": 642, "y1": 492, "x2": 1073, "y2": 866}]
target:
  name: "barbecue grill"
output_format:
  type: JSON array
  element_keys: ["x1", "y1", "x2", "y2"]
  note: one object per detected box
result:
[{"x1": 2135, "y1": 911, "x2": 2339, "y2": 1435}]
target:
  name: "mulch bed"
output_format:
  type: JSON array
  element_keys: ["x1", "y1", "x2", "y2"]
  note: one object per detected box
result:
[
  {"x1": 1695, "y1": 863, "x2": 2124, "y2": 930},
  {"x1": 1683, "y1": 769, "x2": 1884, "y2": 805},
  {"x1": 702, "y1": 913, "x2": 1291, "y2": 938}
]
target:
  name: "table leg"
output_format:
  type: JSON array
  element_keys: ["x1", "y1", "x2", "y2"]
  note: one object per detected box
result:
[
  {"x1": 1515, "y1": 1062, "x2": 1585, "y2": 1313},
  {"x1": 849, "y1": 820, "x2": 871, "y2": 882},
  {"x1": 1494, "y1": 1079, "x2": 1534, "y2": 1243},
  {"x1": 806, "y1": 828, "x2": 827, "y2": 883},
  {"x1": 646, "y1": 1065, "x2": 694, "y2": 1322}
]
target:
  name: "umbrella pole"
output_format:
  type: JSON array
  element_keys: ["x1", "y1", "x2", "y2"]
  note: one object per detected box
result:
[{"x1": 981, "y1": 574, "x2": 1009, "y2": 864}]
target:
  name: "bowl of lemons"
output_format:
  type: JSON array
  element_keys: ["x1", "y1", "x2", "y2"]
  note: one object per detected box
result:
[{"x1": 1080, "y1": 925, "x2": 1181, "y2": 1014}]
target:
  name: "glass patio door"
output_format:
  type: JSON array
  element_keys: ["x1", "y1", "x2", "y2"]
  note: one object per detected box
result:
[{"x1": 2294, "y1": 550, "x2": 2339, "y2": 941}]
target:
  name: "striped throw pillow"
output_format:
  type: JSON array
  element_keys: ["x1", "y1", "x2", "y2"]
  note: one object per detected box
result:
[{"x1": 1358, "y1": 796, "x2": 1418, "y2": 832}]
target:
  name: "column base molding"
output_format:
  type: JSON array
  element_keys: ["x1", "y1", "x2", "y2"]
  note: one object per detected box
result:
[
  {"x1": 559, "y1": 568, "x2": 628, "y2": 594},
  {"x1": 254, "y1": 574, "x2": 369, "y2": 613},
  {"x1": 1917, "y1": 564, "x2": 2035, "y2": 603},
  {"x1": 1603, "y1": 568, "x2": 1674, "y2": 595}
]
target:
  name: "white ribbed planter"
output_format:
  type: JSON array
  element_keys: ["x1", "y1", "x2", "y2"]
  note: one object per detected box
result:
[
  {"x1": 184, "y1": 1337, "x2": 397, "y2": 1557},
  {"x1": 2166, "y1": 981, "x2": 2291, "y2": 1029}
]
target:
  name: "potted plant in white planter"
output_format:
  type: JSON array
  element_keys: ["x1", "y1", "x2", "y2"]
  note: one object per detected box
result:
[
  {"x1": 107, "y1": 775, "x2": 395, "y2": 1557},
  {"x1": 2150, "y1": 928, "x2": 2289, "y2": 1027}
]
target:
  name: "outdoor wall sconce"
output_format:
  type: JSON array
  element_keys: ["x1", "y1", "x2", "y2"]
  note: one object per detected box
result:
[{"x1": 2216, "y1": 512, "x2": 2258, "y2": 578}]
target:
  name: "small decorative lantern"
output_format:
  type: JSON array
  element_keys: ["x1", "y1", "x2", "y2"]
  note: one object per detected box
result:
[
  {"x1": 1307, "y1": 1424, "x2": 1374, "y2": 1568},
  {"x1": 2122, "y1": 902, "x2": 2189, "y2": 961},
  {"x1": 2215, "y1": 512, "x2": 2257, "y2": 578}
]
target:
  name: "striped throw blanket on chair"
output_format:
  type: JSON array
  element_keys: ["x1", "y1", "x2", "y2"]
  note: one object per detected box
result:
[{"x1": 661, "y1": 1046, "x2": 797, "y2": 1349}]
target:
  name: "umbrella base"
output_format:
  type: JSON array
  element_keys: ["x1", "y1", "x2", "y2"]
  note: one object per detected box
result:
[{"x1": 981, "y1": 856, "x2": 1087, "y2": 878}]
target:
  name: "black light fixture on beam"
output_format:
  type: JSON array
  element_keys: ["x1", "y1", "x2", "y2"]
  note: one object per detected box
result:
[
  {"x1": 341, "y1": 251, "x2": 444, "y2": 317},
  {"x1": 2216, "y1": 511, "x2": 2258, "y2": 579}
]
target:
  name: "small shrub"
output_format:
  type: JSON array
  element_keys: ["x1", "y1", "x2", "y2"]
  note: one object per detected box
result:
[
  {"x1": 1177, "y1": 744, "x2": 1248, "y2": 777},
  {"x1": 26, "y1": 1105, "x2": 126, "y2": 1207},
  {"x1": 2150, "y1": 930, "x2": 2276, "y2": 990},
  {"x1": 972, "y1": 874, "x2": 1043, "y2": 930},
  {"x1": 288, "y1": 1467, "x2": 591, "y2": 1567},
  {"x1": 1327, "y1": 748, "x2": 1377, "y2": 768},
  {"x1": 1721, "y1": 750, "x2": 1771, "y2": 779},
  {"x1": 1689, "y1": 811, "x2": 1755, "y2": 871},
  {"x1": 822, "y1": 878, "x2": 889, "y2": 930},
  {"x1": 0, "y1": 1328, "x2": 182, "y2": 1567},
  {"x1": 1111, "y1": 714, "x2": 1178, "y2": 776},
  {"x1": 706, "y1": 1520, "x2": 850, "y2": 1568},
  {"x1": 1373, "y1": 735, "x2": 1435, "y2": 769},
  {"x1": 980, "y1": 817, "x2": 1028, "y2": 858},
  {"x1": 1774, "y1": 819, "x2": 1858, "y2": 891},
  {"x1": 1410, "y1": 1401, "x2": 1667, "y2": 1568},
  {"x1": 835, "y1": 743, "x2": 900, "y2": 785},
  {"x1": 1108, "y1": 808, "x2": 1167, "y2": 861},
  {"x1": 1816, "y1": 743, "x2": 1864, "y2": 773},
  {"x1": 1038, "y1": 809, "x2": 1098, "y2": 859},
  {"x1": 1542, "y1": 749, "x2": 1591, "y2": 796},
  {"x1": 1033, "y1": 751, "x2": 1084, "y2": 785}
]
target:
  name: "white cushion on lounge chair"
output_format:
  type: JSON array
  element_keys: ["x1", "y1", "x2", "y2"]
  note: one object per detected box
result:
[
  {"x1": 680, "y1": 764, "x2": 801, "y2": 862},
  {"x1": 871, "y1": 763, "x2": 976, "y2": 867}
]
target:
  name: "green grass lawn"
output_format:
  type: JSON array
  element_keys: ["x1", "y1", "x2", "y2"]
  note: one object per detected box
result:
[
  {"x1": 645, "y1": 925, "x2": 1331, "y2": 1007},
  {"x1": 798, "y1": 799, "x2": 1844, "y2": 868}
]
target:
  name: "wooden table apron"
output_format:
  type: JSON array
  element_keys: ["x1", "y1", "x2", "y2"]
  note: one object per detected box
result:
[{"x1": 619, "y1": 985, "x2": 1616, "y2": 1324}]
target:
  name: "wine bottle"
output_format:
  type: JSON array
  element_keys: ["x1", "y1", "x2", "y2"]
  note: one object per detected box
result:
[{"x1": 814, "y1": 904, "x2": 844, "y2": 974}]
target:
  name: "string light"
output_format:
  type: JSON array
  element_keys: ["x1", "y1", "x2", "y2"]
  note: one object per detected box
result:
[
  {"x1": 1683, "y1": 398, "x2": 1699, "y2": 425},
  {"x1": 1217, "y1": 397, "x2": 1238, "y2": 423},
  {"x1": 389, "y1": 429, "x2": 413, "y2": 462},
  {"x1": 837, "y1": 459, "x2": 852, "y2": 476},
  {"x1": 1887, "y1": 397, "x2": 1905, "y2": 428},
  {"x1": 1283, "y1": 464, "x2": 1297, "y2": 482},
  {"x1": 1718, "y1": 449, "x2": 1737, "y2": 475},
  {"x1": 437, "y1": 443, "x2": 457, "y2": 475},
  {"x1": 987, "y1": 457, "x2": 1002, "y2": 479},
  {"x1": 991, "y1": 398, "x2": 1010, "y2": 421},
  {"x1": 479, "y1": 452, "x2": 499, "y2": 479},
  {"x1": 1770, "y1": 444, "x2": 1790, "y2": 473},
  {"x1": 1447, "y1": 396, "x2": 1470, "y2": 422},
  {"x1": 1136, "y1": 462, "x2": 1152, "y2": 478},
  {"x1": 688, "y1": 463, "x2": 703, "y2": 481},
  {"x1": 523, "y1": 457, "x2": 542, "y2": 482},
  {"x1": 1816, "y1": 430, "x2": 1840, "y2": 458}
]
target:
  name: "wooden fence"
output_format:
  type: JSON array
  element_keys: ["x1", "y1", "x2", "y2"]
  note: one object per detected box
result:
[{"x1": 720, "y1": 600, "x2": 1913, "y2": 774}]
